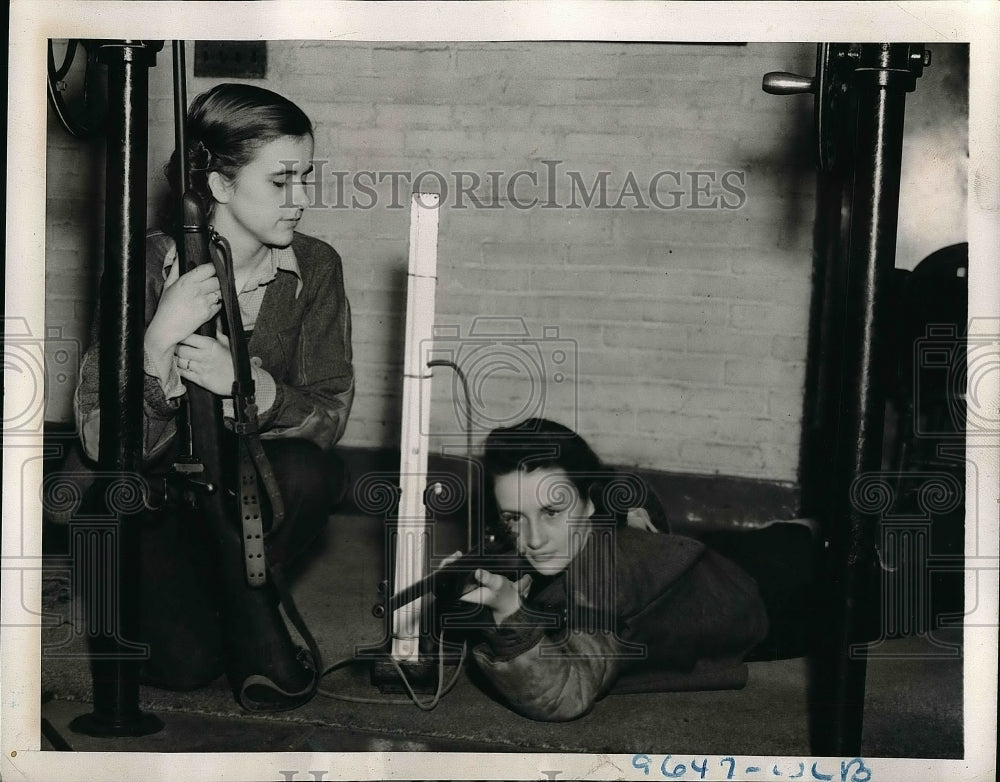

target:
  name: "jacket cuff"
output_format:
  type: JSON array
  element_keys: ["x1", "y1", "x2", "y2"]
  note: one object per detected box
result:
[
  {"x1": 478, "y1": 611, "x2": 548, "y2": 661},
  {"x1": 143, "y1": 347, "x2": 185, "y2": 405},
  {"x1": 252, "y1": 367, "x2": 276, "y2": 414},
  {"x1": 142, "y1": 374, "x2": 182, "y2": 419},
  {"x1": 256, "y1": 381, "x2": 285, "y2": 429},
  {"x1": 224, "y1": 368, "x2": 276, "y2": 422}
]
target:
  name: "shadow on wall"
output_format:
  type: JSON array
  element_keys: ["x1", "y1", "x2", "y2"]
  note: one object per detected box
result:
[
  {"x1": 749, "y1": 42, "x2": 817, "y2": 248},
  {"x1": 379, "y1": 263, "x2": 410, "y2": 445}
]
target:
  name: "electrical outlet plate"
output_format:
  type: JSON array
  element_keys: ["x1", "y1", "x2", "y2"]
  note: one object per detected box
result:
[{"x1": 193, "y1": 41, "x2": 266, "y2": 78}]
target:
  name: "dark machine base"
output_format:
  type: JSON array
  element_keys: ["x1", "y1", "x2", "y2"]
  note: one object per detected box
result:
[
  {"x1": 69, "y1": 710, "x2": 164, "y2": 738},
  {"x1": 370, "y1": 658, "x2": 450, "y2": 695}
]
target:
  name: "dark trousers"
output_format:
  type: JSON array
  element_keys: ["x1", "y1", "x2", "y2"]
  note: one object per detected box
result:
[{"x1": 137, "y1": 437, "x2": 348, "y2": 690}]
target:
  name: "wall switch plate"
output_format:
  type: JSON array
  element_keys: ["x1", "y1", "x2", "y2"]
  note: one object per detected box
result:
[{"x1": 193, "y1": 41, "x2": 267, "y2": 78}]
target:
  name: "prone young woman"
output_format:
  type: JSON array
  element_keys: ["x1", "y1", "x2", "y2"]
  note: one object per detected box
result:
[{"x1": 454, "y1": 418, "x2": 768, "y2": 722}]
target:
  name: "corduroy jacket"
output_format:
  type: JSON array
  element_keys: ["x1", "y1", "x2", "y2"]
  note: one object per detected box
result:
[{"x1": 469, "y1": 526, "x2": 768, "y2": 721}]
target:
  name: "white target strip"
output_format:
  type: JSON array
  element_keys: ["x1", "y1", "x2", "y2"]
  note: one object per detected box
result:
[{"x1": 392, "y1": 193, "x2": 440, "y2": 662}]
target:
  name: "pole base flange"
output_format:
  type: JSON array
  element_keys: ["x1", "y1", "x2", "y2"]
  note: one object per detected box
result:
[{"x1": 69, "y1": 709, "x2": 164, "y2": 738}]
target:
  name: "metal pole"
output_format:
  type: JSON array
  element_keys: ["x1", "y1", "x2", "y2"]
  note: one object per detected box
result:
[
  {"x1": 799, "y1": 163, "x2": 851, "y2": 518},
  {"x1": 813, "y1": 43, "x2": 925, "y2": 756},
  {"x1": 70, "y1": 39, "x2": 164, "y2": 738}
]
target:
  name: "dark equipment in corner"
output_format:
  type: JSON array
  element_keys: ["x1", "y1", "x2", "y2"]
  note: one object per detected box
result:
[
  {"x1": 889, "y1": 243, "x2": 969, "y2": 473},
  {"x1": 884, "y1": 243, "x2": 968, "y2": 638},
  {"x1": 764, "y1": 43, "x2": 931, "y2": 755}
]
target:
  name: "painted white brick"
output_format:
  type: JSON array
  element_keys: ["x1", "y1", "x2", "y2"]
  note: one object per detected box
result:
[
  {"x1": 374, "y1": 103, "x2": 452, "y2": 129},
  {"x1": 569, "y1": 243, "x2": 651, "y2": 268},
  {"x1": 603, "y1": 324, "x2": 687, "y2": 353},
  {"x1": 687, "y1": 326, "x2": 771, "y2": 358},
  {"x1": 579, "y1": 349, "x2": 724, "y2": 384},
  {"x1": 42, "y1": 41, "x2": 833, "y2": 483},
  {"x1": 730, "y1": 302, "x2": 810, "y2": 335},
  {"x1": 772, "y1": 334, "x2": 809, "y2": 361},
  {"x1": 730, "y1": 249, "x2": 811, "y2": 276},
  {"x1": 677, "y1": 386, "x2": 770, "y2": 415},
  {"x1": 680, "y1": 440, "x2": 767, "y2": 474},
  {"x1": 769, "y1": 390, "x2": 805, "y2": 420},
  {"x1": 691, "y1": 275, "x2": 812, "y2": 306},
  {"x1": 724, "y1": 357, "x2": 806, "y2": 389},
  {"x1": 642, "y1": 298, "x2": 729, "y2": 326}
]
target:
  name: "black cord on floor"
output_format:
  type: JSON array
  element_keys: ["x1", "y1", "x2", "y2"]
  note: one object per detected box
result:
[{"x1": 317, "y1": 633, "x2": 467, "y2": 709}]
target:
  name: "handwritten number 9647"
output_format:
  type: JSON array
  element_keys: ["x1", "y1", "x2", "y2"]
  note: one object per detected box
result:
[{"x1": 631, "y1": 755, "x2": 871, "y2": 782}]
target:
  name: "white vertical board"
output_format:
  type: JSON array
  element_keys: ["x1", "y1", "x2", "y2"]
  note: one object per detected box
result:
[{"x1": 392, "y1": 192, "x2": 440, "y2": 661}]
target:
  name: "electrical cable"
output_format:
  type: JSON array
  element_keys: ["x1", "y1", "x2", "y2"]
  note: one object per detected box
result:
[
  {"x1": 427, "y1": 359, "x2": 474, "y2": 550},
  {"x1": 316, "y1": 631, "x2": 467, "y2": 709},
  {"x1": 316, "y1": 358, "x2": 475, "y2": 710}
]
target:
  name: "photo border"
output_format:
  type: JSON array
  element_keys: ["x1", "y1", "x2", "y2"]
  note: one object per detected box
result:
[{"x1": 4, "y1": 2, "x2": 998, "y2": 780}]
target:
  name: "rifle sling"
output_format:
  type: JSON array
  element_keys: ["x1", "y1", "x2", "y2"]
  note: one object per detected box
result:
[
  {"x1": 207, "y1": 231, "x2": 286, "y2": 587},
  {"x1": 209, "y1": 235, "x2": 324, "y2": 686}
]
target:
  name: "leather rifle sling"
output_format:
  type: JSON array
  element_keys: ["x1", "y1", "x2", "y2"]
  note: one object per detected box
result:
[
  {"x1": 210, "y1": 231, "x2": 324, "y2": 686},
  {"x1": 207, "y1": 231, "x2": 286, "y2": 587}
]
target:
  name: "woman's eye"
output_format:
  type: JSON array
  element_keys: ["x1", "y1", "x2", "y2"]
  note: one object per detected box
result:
[
  {"x1": 543, "y1": 507, "x2": 561, "y2": 518},
  {"x1": 272, "y1": 181, "x2": 286, "y2": 189},
  {"x1": 500, "y1": 514, "x2": 520, "y2": 527}
]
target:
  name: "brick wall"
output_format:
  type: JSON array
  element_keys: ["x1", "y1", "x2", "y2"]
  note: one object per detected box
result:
[{"x1": 46, "y1": 41, "x2": 826, "y2": 482}]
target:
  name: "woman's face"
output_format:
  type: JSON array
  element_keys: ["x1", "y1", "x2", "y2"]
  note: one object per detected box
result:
[
  {"x1": 210, "y1": 134, "x2": 314, "y2": 251},
  {"x1": 493, "y1": 467, "x2": 595, "y2": 576}
]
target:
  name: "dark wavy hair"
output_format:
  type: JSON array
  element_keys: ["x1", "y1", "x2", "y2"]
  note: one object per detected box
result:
[
  {"x1": 482, "y1": 418, "x2": 603, "y2": 499},
  {"x1": 481, "y1": 418, "x2": 650, "y2": 548},
  {"x1": 162, "y1": 83, "x2": 313, "y2": 231}
]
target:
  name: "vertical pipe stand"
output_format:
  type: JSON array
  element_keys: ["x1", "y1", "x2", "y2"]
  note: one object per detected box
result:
[
  {"x1": 813, "y1": 43, "x2": 926, "y2": 756},
  {"x1": 69, "y1": 39, "x2": 164, "y2": 738}
]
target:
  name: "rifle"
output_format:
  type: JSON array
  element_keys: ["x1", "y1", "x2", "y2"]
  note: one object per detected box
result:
[
  {"x1": 388, "y1": 548, "x2": 531, "y2": 614},
  {"x1": 173, "y1": 191, "x2": 282, "y2": 584},
  {"x1": 169, "y1": 41, "x2": 319, "y2": 711}
]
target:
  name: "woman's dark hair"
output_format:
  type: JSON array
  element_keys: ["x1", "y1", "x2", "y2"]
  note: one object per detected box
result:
[
  {"x1": 481, "y1": 418, "x2": 644, "y2": 547},
  {"x1": 162, "y1": 83, "x2": 313, "y2": 229},
  {"x1": 480, "y1": 419, "x2": 667, "y2": 549},
  {"x1": 482, "y1": 418, "x2": 604, "y2": 501}
]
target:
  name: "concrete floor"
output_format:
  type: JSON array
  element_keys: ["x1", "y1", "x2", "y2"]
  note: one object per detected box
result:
[
  {"x1": 39, "y1": 697, "x2": 497, "y2": 753},
  {"x1": 38, "y1": 510, "x2": 964, "y2": 759},
  {"x1": 41, "y1": 638, "x2": 963, "y2": 758},
  {"x1": 40, "y1": 512, "x2": 819, "y2": 756}
]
